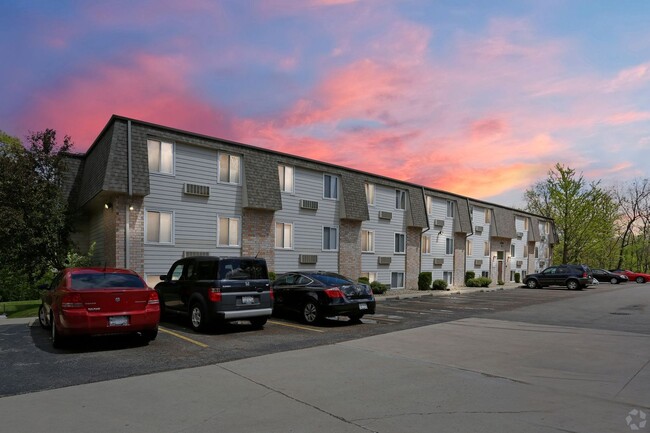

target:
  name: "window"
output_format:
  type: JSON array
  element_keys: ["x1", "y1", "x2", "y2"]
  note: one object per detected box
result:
[
  {"x1": 219, "y1": 153, "x2": 241, "y2": 184},
  {"x1": 510, "y1": 271, "x2": 515, "y2": 281},
  {"x1": 545, "y1": 222, "x2": 551, "y2": 234},
  {"x1": 481, "y1": 271, "x2": 489, "y2": 278},
  {"x1": 218, "y1": 216, "x2": 240, "y2": 247},
  {"x1": 485, "y1": 209, "x2": 491, "y2": 224},
  {"x1": 147, "y1": 139, "x2": 174, "y2": 174},
  {"x1": 422, "y1": 235, "x2": 431, "y2": 254},
  {"x1": 521, "y1": 270, "x2": 527, "y2": 279},
  {"x1": 362, "y1": 230, "x2": 374, "y2": 253},
  {"x1": 524, "y1": 218, "x2": 529, "y2": 231},
  {"x1": 534, "y1": 246, "x2": 539, "y2": 258},
  {"x1": 324, "y1": 174, "x2": 339, "y2": 199},
  {"x1": 391, "y1": 272, "x2": 405, "y2": 288},
  {"x1": 426, "y1": 196, "x2": 433, "y2": 214},
  {"x1": 545, "y1": 247, "x2": 550, "y2": 258},
  {"x1": 323, "y1": 226, "x2": 339, "y2": 251},
  {"x1": 510, "y1": 244, "x2": 516, "y2": 257},
  {"x1": 466, "y1": 239, "x2": 473, "y2": 256},
  {"x1": 365, "y1": 183, "x2": 375, "y2": 206},
  {"x1": 395, "y1": 233, "x2": 406, "y2": 253},
  {"x1": 396, "y1": 190, "x2": 406, "y2": 210},
  {"x1": 443, "y1": 271, "x2": 453, "y2": 284},
  {"x1": 446, "y1": 200, "x2": 454, "y2": 218},
  {"x1": 445, "y1": 238, "x2": 454, "y2": 255},
  {"x1": 361, "y1": 272, "x2": 377, "y2": 283},
  {"x1": 275, "y1": 223, "x2": 293, "y2": 249},
  {"x1": 146, "y1": 210, "x2": 173, "y2": 244},
  {"x1": 484, "y1": 241, "x2": 490, "y2": 256},
  {"x1": 524, "y1": 244, "x2": 529, "y2": 257},
  {"x1": 278, "y1": 165, "x2": 294, "y2": 193}
]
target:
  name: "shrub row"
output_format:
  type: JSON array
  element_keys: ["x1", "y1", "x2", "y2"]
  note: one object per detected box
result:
[{"x1": 466, "y1": 277, "x2": 492, "y2": 287}]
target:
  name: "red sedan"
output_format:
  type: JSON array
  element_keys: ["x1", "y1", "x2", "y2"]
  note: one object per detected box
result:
[
  {"x1": 38, "y1": 268, "x2": 160, "y2": 348},
  {"x1": 612, "y1": 269, "x2": 650, "y2": 284}
]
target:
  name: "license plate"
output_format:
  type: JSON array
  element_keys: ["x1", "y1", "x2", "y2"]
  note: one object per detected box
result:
[
  {"x1": 241, "y1": 296, "x2": 255, "y2": 305},
  {"x1": 108, "y1": 316, "x2": 129, "y2": 327},
  {"x1": 359, "y1": 303, "x2": 368, "y2": 310}
]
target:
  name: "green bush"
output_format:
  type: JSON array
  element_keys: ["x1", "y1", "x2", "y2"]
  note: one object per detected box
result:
[
  {"x1": 497, "y1": 280, "x2": 505, "y2": 285},
  {"x1": 370, "y1": 281, "x2": 390, "y2": 295},
  {"x1": 358, "y1": 276, "x2": 370, "y2": 284},
  {"x1": 466, "y1": 277, "x2": 492, "y2": 288},
  {"x1": 514, "y1": 273, "x2": 521, "y2": 283},
  {"x1": 464, "y1": 271, "x2": 475, "y2": 284},
  {"x1": 431, "y1": 279, "x2": 448, "y2": 290},
  {"x1": 268, "y1": 271, "x2": 276, "y2": 281},
  {"x1": 418, "y1": 272, "x2": 432, "y2": 290}
]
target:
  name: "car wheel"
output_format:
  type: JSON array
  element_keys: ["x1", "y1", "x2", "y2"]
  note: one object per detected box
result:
[
  {"x1": 566, "y1": 280, "x2": 580, "y2": 290},
  {"x1": 610, "y1": 277, "x2": 619, "y2": 284},
  {"x1": 635, "y1": 276, "x2": 646, "y2": 284},
  {"x1": 141, "y1": 328, "x2": 158, "y2": 342},
  {"x1": 250, "y1": 317, "x2": 268, "y2": 329},
  {"x1": 348, "y1": 313, "x2": 364, "y2": 323},
  {"x1": 51, "y1": 312, "x2": 66, "y2": 349},
  {"x1": 38, "y1": 304, "x2": 50, "y2": 329},
  {"x1": 302, "y1": 299, "x2": 321, "y2": 324},
  {"x1": 189, "y1": 300, "x2": 208, "y2": 332},
  {"x1": 526, "y1": 279, "x2": 538, "y2": 289}
]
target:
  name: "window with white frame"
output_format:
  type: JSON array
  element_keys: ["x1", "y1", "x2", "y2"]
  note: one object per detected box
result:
[
  {"x1": 534, "y1": 246, "x2": 539, "y2": 258},
  {"x1": 395, "y1": 233, "x2": 406, "y2": 253},
  {"x1": 422, "y1": 234, "x2": 431, "y2": 254},
  {"x1": 545, "y1": 222, "x2": 550, "y2": 234},
  {"x1": 446, "y1": 200, "x2": 454, "y2": 218},
  {"x1": 323, "y1": 174, "x2": 339, "y2": 199},
  {"x1": 391, "y1": 272, "x2": 405, "y2": 288},
  {"x1": 219, "y1": 153, "x2": 241, "y2": 184},
  {"x1": 278, "y1": 165, "x2": 294, "y2": 193},
  {"x1": 524, "y1": 218, "x2": 529, "y2": 231},
  {"x1": 218, "y1": 216, "x2": 240, "y2": 247},
  {"x1": 510, "y1": 244, "x2": 516, "y2": 257},
  {"x1": 323, "y1": 226, "x2": 339, "y2": 251},
  {"x1": 147, "y1": 139, "x2": 174, "y2": 174},
  {"x1": 545, "y1": 247, "x2": 550, "y2": 258},
  {"x1": 443, "y1": 271, "x2": 453, "y2": 284},
  {"x1": 510, "y1": 271, "x2": 515, "y2": 281},
  {"x1": 485, "y1": 209, "x2": 491, "y2": 224},
  {"x1": 361, "y1": 272, "x2": 377, "y2": 283},
  {"x1": 524, "y1": 244, "x2": 529, "y2": 257},
  {"x1": 275, "y1": 222, "x2": 293, "y2": 249},
  {"x1": 481, "y1": 271, "x2": 489, "y2": 278},
  {"x1": 426, "y1": 196, "x2": 433, "y2": 214},
  {"x1": 395, "y1": 189, "x2": 406, "y2": 210},
  {"x1": 445, "y1": 238, "x2": 454, "y2": 255},
  {"x1": 466, "y1": 239, "x2": 473, "y2": 256},
  {"x1": 484, "y1": 241, "x2": 490, "y2": 256},
  {"x1": 365, "y1": 183, "x2": 375, "y2": 206},
  {"x1": 146, "y1": 210, "x2": 173, "y2": 244},
  {"x1": 362, "y1": 230, "x2": 374, "y2": 253}
]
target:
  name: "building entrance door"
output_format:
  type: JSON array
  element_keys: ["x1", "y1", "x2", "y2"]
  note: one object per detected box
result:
[{"x1": 497, "y1": 251, "x2": 505, "y2": 282}]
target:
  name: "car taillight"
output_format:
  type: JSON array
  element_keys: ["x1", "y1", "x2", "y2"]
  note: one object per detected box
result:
[
  {"x1": 209, "y1": 287, "x2": 222, "y2": 302},
  {"x1": 148, "y1": 291, "x2": 159, "y2": 305},
  {"x1": 582, "y1": 272, "x2": 587, "y2": 278},
  {"x1": 270, "y1": 287, "x2": 274, "y2": 300},
  {"x1": 61, "y1": 293, "x2": 83, "y2": 309},
  {"x1": 324, "y1": 287, "x2": 344, "y2": 298}
]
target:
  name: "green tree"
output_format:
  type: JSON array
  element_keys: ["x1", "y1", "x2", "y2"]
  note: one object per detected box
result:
[
  {"x1": 0, "y1": 129, "x2": 74, "y2": 289},
  {"x1": 524, "y1": 164, "x2": 618, "y2": 265}
]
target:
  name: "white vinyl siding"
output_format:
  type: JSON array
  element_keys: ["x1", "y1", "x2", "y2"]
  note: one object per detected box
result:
[
  {"x1": 147, "y1": 139, "x2": 174, "y2": 175},
  {"x1": 275, "y1": 223, "x2": 293, "y2": 249},
  {"x1": 218, "y1": 216, "x2": 240, "y2": 247},
  {"x1": 146, "y1": 210, "x2": 173, "y2": 244},
  {"x1": 278, "y1": 165, "x2": 294, "y2": 193},
  {"x1": 218, "y1": 153, "x2": 241, "y2": 184}
]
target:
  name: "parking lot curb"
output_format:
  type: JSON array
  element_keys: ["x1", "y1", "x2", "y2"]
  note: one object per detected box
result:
[{"x1": 375, "y1": 284, "x2": 522, "y2": 302}]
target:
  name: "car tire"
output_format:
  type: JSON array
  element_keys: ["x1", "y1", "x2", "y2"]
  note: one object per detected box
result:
[
  {"x1": 566, "y1": 280, "x2": 580, "y2": 290},
  {"x1": 51, "y1": 312, "x2": 66, "y2": 349},
  {"x1": 610, "y1": 277, "x2": 619, "y2": 284},
  {"x1": 302, "y1": 299, "x2": 321, "y2": 325},
  {"x1": 635, "y1": 276, "x2": 646, "y2": 284},
  {"x1": 189, "y1": 300, "x2": 208, "y2": 332},
  {"x1": 526, "y1": 279, "x2": 538, "y2": 289},
  {"x1": 348, "y1": 313, "x2": 364, "y2": 323},
  {"x1": 250, "y1": 317, "x2": 268, "y2": 329},
  {"x1": 38, "y1": 304, "x2": 50, "y2": 329},
  {"x1": 141, "y1": 328, "x2": 158, "y2": 342}
]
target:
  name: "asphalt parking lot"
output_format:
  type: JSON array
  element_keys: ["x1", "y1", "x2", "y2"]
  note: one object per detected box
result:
[{"x1": 0, "y1": 285, "x2": 622, "y2": 398}]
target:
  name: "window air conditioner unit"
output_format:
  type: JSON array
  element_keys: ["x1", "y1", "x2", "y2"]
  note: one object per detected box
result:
[
  {"x1": 378, "y1": 211, "x2": 393, "y2": 220},
  {"x1": 299, "y1": 254, "x2": 318, "y2": 264},
  {"x1": 516, "y1": 232, "x2": 524, "y2": 239},
  {"x1": 474, "y1": 259, "x2": 482, "y2": 267},
  {"x1": 433, "y1": 258, "x2": 444, "y2": 266},
  {"x1": 516, "y1": 260, "x2": 523, "y2": 268},
  {"x1": 299, "y1": 200, "x2": 319, "y2": 210},
  {"x1": 183, "y1": 183, "x2": 210, "y2": 197},
  {"x1": 183, "y1": 251, "x2": 210, "y2": 258},
  {"x1": 539, "y1": 261, "x2": 545, "y2": 267},
  {"x1": 540, "y1": 235, "x2": 546, "y2": 242},
  {"x1": 377, "y1": 256, "x2": 392, "y2": 265},
  {"x1": 474, "y1": 226, "x2": 483, "y2": 233},
  {"x1": 433, "y1": 219, "x2": 445, "y2": 227}
]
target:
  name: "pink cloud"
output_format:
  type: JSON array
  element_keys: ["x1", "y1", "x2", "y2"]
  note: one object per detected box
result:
[{"x1": 605, "y1": 111, "x2": 650, "y2": 125}]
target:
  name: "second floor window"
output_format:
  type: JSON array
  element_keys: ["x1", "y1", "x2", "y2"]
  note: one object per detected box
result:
[
  {"x1": 219, "y1": 153, "x2": 241, "y2": 184},
  {"x1": 446, "y1": 238, "x2": 454, "y2": 255},
  {"x1": 365, "y1": 183, "x2": 375, "y2": 205},
  {"x1": 218, "y1": 216, "x2": 240, "y2": 247},
  {"x1": 278, "y1": 165, "x2": 294, "y2": 193},
  {"x1": 484, "y1": 241, "x2": 490, "y2": 256},
  {"x1": 426, "y1": 196, "x2": 433, "y2": 214},
  {"x1": 466, "y1": 239, "x2": 473, "y2": 255},
  {"x1": 146, "y1": 210, "x2": 173, "y2": 244},
  {"x1": 324, "y1": 174, "x2": 339, "y2": 199},
  {"x1": 422, "y1": 235, "x2": 431, "y2": 254},
  {"x1": 446, "y1": 200, "x2": 454, "y2": 218},
  {"x1": 323, "y1": 226, "x2": 339, "y2": 250},
  {"x1": 275, "y1": 222, "x2": 293, "y2": 249},
  {"x1": 510, "y1": 244, "x2": 516, "y2": 257},
  {"x1": 147, "y1": 139, "x2": 174, "y2": 174},
  {"x1": 362, "y1": 230, "x2": 374, "y2": 252},
  {"x1": 485, "y1": 209, "x2": 492, "y2": 224},
  {"x1": 396, "y1": 190, "x2": 406, "y2": 210},
  {"x1": 395, "y1": 233, "x2": 406, "y2": 253}
]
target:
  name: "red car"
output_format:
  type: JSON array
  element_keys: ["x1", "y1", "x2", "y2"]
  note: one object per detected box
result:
[
  {"x1": 611, "y1": 269, "x2": 650, "y2": 284},
  {"x1": 38, "y1": 268, "x2": 160, "y2": 348}
]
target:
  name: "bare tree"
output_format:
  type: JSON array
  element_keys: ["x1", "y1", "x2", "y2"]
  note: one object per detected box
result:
[{"x1": 612, "y1": 179, "x2": 650, "y2": 270}]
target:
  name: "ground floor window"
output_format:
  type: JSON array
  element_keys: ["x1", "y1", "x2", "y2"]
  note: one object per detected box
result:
[
  {"x1": 391, "y1": 272, "x2": 404, "y2": 288},
  {"x1": 481, "y1": 271, "x2": 489, "y2": 278},
  {"x1": 443, "y1": 271, "x2": 453, "y2": 285},
  {"x1": 361, "y1": 272, "x2": 377, "y2": 283}
]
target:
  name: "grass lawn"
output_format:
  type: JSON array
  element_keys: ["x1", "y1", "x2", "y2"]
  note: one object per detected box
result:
[{"x1": 0, "y1": 300, "x2": 40, "y2": 318}]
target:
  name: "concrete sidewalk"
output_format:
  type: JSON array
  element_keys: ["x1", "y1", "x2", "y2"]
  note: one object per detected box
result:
[{"x1": 1, "y1": 316, "x2": 648, "y2": 433}]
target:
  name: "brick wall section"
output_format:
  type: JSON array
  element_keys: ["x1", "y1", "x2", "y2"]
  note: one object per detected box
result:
[
  {"x1": 101, "y1": 194, "x2": 145, "y2": 275},
  {"x1": 527, "y1": 241, "x2": 536, "y2": 275},
  {"x1": 405, "y1": 227, "x2": 422, "y2": 289},
  {"x1": 241, "y1": 209, "x2": 276, "y2": 271},
  {"x1": 453, "y1": 233, "x2": 467, "y2": 287},
  {"x1": 339, "y1": 220, "x2": 362, "y2": 279},
  {"x1": 103, "y1": 201, "x2": 117, "y2": 268}
]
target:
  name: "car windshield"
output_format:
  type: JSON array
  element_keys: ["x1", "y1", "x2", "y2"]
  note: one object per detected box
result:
[
  {"x1": 311, "y1": 273, "x2": 353, "y2": 286},
  {"x1": 71, "y1": 273, "x2": 145, "y2": 290},
  {"x1": 219, "y1": 259, "x2": 268, "y2": 280}
]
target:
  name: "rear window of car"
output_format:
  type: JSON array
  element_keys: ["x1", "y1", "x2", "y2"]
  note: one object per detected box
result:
[
  {"x1": 311, "y1": 274, "x2": 353, "y2": 286},
  {"x1": 71, "y1": 273, "x2": 145, "y2": 290},
  {"x1": 219, "y1": 259, "x2": 268, "y2": 280}
]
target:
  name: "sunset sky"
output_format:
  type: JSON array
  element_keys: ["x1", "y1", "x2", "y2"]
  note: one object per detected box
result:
[{"x1": 1, "y1": 1, "x2": 649, "y2": 206}]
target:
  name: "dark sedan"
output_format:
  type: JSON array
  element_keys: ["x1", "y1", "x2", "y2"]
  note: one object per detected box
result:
[
  {"x1": 592, "y1": 269, "x2": 628, "y2": 284},
  {"x1": 272, "y1": 272, "x2": 375, "y2": 324}
]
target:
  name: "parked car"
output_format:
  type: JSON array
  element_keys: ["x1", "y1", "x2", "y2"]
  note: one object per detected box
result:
[
  {"x1": 272, "y1": 271, "x2": 375, "y2": 324},
  {"x1": 155, "y1": 256, "x2": 272, "y2": 332},
  {"x1": 591, "y1": 269, "x2": 629, "y2": 284},
  {"x1": 523, "y1": 264, "x2": 593, "y2": 290},
  {"x1": 38, "y1": 268, "x2": 160, "y2": 348},
  {"x1": 610, "y1": 269, "x2": 650, "y2": 284}
]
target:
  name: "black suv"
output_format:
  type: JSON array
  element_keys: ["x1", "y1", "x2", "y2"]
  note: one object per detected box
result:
[
  {"x1": 523, "y1": 264, "x2": 592, "y2": 290},
  {"x1": 155, "y1": 256, "x2": 273, "y2": 332}
]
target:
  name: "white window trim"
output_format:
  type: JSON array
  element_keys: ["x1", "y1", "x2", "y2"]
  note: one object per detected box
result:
[
  {"x1": 323, "y1": 174, "x2": 339, "y2": 200},
  {"x1": 422, "y1": 234, "x2": 431, "y2": 255},
  {"x1": 144, "y1": 208, "x2": 175, "y2": 245},
  {"x1": 445, "y1": 237, "x2": 454, "y2": 255},
  {"x1": 218, "y1": 152, "x2": 242, "y2": 185},
  {"x1": 279, "y1": 165, "x2": 295, "y2": 194},
  {"x1": 426, "y1": 196, "x2": 433, "y2": 215},
  {"x1": 391, "y1": 272, "x2": 405, "y2": 289},
  {"x1": 322, "y1": 225, "x2": 339, "y2": 251},
  {"x1": 446, "y1": 200, "x2": 454, "y2": 218},
  {"x1": 147, "y1": 138, "x2": 175, "y2": 176},
  {"x1": 275, "y1": 222, "x2": 294, "y2": 250},
  {"x1": 395, "y1": 189, "x2": 406, "y2": 211},
  {"x1": 361, "y1": 272, "x2": 377, "y2": 283},
  {"x1": 466, "y1": 239, "x2": 472, "y2": 256},
  {"x1": 362, "y1": 229, "x2": 375, "y2": 253},
  {"x1": 365, "y1": 182, "x2": 375, "y2": 206},
  {"x1": 217, "y1": 215, "x2": 241, "y2": 248},
  {"x1": 394, "y1": 232, "x2": 406, "y2": 254}
]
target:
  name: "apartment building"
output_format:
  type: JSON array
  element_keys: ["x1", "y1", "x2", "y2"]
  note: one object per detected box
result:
[{"x1": 62, "y1": 115, "x2": 556, "y2": 289}]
